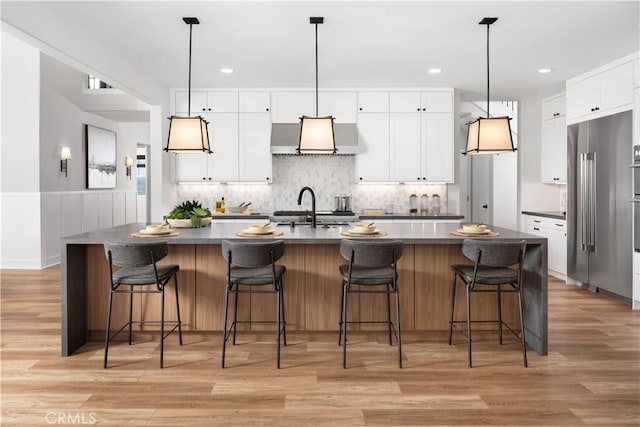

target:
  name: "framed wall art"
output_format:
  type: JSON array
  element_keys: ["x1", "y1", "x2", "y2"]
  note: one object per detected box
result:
[{"x1": 85, "y1": 124, "x2": 117, "y2": 189}]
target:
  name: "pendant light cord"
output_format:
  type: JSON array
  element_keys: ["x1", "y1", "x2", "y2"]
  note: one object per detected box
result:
[
  {"x1": 315, "y1": 22, "x2": 318, "y2": 117},
  {"x1": 188, "y1": 23, "x2": 193, "y2": 117},
  {"x1": 486, "y1": 22, "x2": 490, "y2": 118}
]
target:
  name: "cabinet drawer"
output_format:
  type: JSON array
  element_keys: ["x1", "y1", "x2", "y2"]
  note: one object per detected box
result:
[{"x1": 525, "y1": 215, "x2": 566, "y2": 231}]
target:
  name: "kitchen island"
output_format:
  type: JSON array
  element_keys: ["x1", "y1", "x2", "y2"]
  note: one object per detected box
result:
[{"x1": 62, "y1": 222, "x2": 547, "y2": 357}]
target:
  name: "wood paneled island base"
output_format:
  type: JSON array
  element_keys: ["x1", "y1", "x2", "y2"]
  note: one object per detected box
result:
[{"x1": 63, "y1": 222, "x2": 547, "y2": 356}]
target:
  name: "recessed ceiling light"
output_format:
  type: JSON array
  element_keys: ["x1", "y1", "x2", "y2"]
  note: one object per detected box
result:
[
  {"x1": 537, "y1": 68, "x2": 553, "y2": 74},
  {"x1": 220, "y1": 68, "x2": 234, "y2": 74},
  {"x1": 428, "y1": 68, "x2": 442, "y2": 74}
]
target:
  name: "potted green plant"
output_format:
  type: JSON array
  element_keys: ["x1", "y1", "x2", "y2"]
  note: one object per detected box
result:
[{"x1": 165, "y1": 200, "x2": 212, "y2": 228}]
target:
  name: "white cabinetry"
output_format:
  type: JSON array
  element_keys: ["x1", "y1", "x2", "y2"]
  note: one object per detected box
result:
[
  {"x1": 525, "y1": 215, "x2": 567, "y2": 277},
  {"x1": 239, "y1": 113, "x2": 272, "y2": 182},
  {"x1": 388, "y1": 91, "x2": 454, "y2": 183},
  {"x1": 541, "y1": 93, "x2": 567, "y2": 183},
  {"x1": 318, "y1": 92, "x2": 357, "y2": 123},
  {"x1": 357, "y1": 92, "x2": 389, "y2": 113},
  {"x1": 239, "y1": 91, "x2": 271, "y2": 113},
  {"x1": 357, "y1": 113, "x2": 390, "y2": 182},
  {"x1": 271, "y1": 92, "x2": 314, "y2": 122},
  {"x1": 175, "y1": 91, "x2": 238, "y2": 114},
  {"x1": 566, "y1": 61, "x2": 634, "y2": 123}
]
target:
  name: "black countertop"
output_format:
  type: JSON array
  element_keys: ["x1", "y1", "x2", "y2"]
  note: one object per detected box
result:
[{"x1": 522, "y1": 211, "x2": 566, "y2": 220}]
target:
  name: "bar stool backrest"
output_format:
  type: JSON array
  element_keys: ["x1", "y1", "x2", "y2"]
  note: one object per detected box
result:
[
  {"x1": 340, "y1": 239, "x2": 404, "y2": 267},
  {"x1": 221, "y1": 240, "x2": 285, "y2": 268},
  {"x1": 461, "y1": 239, "x2": 526, "y2": 268},
  {"x1": 103, "y1": 240, "x2": 169, "y2": 267}
]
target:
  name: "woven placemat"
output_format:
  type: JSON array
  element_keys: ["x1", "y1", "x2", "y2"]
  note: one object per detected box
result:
[
  {"x1": 450, "y1": 231, "x2": 500, "y2": 237},
  {"x1": 340, "y1": 230, "x2": 388, "y2": 237},
  {"x1": 130, "y1": 231, "x2": 181, "y2": 238},
  {"x1": 235, "y1": 231, "x2": 284, "y2": 238}
]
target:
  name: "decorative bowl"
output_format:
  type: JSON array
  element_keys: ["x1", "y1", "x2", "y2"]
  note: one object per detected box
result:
[
  {"x1": 166, "y1": 217, "x2": 212, "y2": 228},
  {"x1": 227, "y1": 205, "x2": 248, "y2": 213}
]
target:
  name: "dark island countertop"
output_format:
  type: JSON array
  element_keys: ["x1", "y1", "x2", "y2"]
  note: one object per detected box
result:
[
  {"x1": 359, "y1": 213, "x2": 464, "y2": 221},
  {"x1": 522, "y1": 211, "x2": 566, "y2": 220}
]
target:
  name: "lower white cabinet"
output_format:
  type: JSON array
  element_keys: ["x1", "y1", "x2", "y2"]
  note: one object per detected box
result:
[{"x1": 525, "y1": 215, "x2": 567, "y2": 276}]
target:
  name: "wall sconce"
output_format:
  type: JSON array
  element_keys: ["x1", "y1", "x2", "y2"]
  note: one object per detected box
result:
[
  {"x1": 124, "y1": 156, "x2": 135, "y2": 179},
  {"x1": 60, "y1": 146, "x2": 71, "y2": 177}
]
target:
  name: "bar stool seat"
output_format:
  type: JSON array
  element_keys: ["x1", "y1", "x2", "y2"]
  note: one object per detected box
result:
[
  {"x1": 103, "y1": 239, "x2": 183, "y2": 369},
  {"x1": 221, "y1": 240, "x2": 287, "y2": 369},
  {"x1": 450, "y1": 265, "x2": 519, "y2": 285}
]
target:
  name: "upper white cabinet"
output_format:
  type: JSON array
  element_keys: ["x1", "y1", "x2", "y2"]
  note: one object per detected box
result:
[
  {"x1": 271, "y1": 92, "x2": 314, "y2": 122},
  {"x1": 388, "y1": 91, "x2": 454, "y2": 183},
  {"x1": 239, "y1": 92, "x2": 270, "y2": 113},
  {"x1": 357, "y1": 92, "x2": 389, "y2": 113},
  {"x1": 318, "y1": 92, "x2": 357, "y2": 123},
  {"x1": 566, "y1": 60, "x2": 634, "y2": 123},
  {"x1": 357, "y1": 113, "x2": 390, "y2": 182},
  {"x1": 239, "y1": 112, "x2": 272, "y2": 182},
  {"x1": 175, "y1": 91, "x2": 238, "y2": 114},
  {"x1": 541, "y1": 92, "x2": 567, "y2": 183}
]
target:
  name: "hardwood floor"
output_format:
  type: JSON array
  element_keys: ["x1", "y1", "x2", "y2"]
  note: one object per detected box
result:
[{"x1": 1, "y1": 266, "x2": 639, "y2": 426}]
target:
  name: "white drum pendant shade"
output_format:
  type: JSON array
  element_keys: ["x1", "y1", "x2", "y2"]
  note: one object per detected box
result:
[
  {"x1": 298, "y1": 116, "x2": 336, "y2": 154},
  {"x1": 464, "y1": 116, "x2": 514, "y2": 155},
  {"x1": 166, "y1": 116, "x2": 211, "y2": 153}
]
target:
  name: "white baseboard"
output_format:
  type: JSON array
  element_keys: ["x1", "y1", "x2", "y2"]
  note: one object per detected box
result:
[{"x1": 0, "y1": 258, "x2": 43, "y2": 269}]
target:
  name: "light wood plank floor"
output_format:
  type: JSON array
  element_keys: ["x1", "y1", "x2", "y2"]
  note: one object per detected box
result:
[{"x1": 1, "y1": 266, "x2": 639, "y2": 426}]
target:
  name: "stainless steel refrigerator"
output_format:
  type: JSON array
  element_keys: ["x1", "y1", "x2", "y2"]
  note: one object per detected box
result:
[{"x1": 567, "y1": 110, "x2": 632, "y2": 300}]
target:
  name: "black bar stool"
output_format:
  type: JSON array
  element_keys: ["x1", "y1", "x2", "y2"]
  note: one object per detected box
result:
[
  {"x1": 221, "y1": 240, "x2": 287, "y2": 368},
  {"x1": 448, "y1": 238, "x2": 528, "y2": 367},
  {"x1": 103, "y1": 240, "x2": 182, "y2": 369},
  {"x1": 338, "y1": 239, "x2": 404, "y2": 368}
]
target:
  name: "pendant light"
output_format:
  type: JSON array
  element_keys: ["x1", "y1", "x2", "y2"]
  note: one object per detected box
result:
[
  {"x1": 165, "y1": 17, "x2": 211, "y2": 154},
  {"x1": 463, "y1": 17, "x2": 515, "y2": 155},
  {"x1": 297, "y1": 16, "x2": 336, "y2": 154}
]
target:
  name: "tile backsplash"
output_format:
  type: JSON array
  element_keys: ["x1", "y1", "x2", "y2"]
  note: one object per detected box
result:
[{"x1": 177, "y1": 156, "x2": 448, "y2": 214}]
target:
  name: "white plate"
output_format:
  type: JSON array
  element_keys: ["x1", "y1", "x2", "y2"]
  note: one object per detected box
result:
[
  {"x1": 348, "y1": 228, "x2": 379, "y2": 235},
  {"x1": 139, "y1": 229, "x2": 172, "y2": 235},
  {"x1": 456, "y1": 228, "x2": 492, "y2": 234},
  {"x1": 242, "y1": 228, "x2": 273, "y2": 235}
]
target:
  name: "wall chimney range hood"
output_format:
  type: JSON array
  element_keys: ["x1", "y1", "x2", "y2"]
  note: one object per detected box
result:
[{"x1": 270, "y1": 123, "x2": 358, "y2": 155}]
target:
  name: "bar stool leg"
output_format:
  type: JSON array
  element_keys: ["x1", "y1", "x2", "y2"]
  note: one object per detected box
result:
[
  {"x1": 342, "y1": 282, "x2": 349, "y2": 368},
  {"x1": 232, "y1": 285, "x2": 239, "y2": 345},
  {"x1": 276, "y1": 287, "x2": 281, "y2": 369},
  {"x1": 386, "y1": 283, "x2": 393, "y2": 346},
  {"x1": 104, "y1": 289, "x2": 114, "y2": 369},
  {"x1": 174, "y1": 276, "x2": 183, "y2": 345},
  {"x1": 497, "y1": 284, "x2": 503, "y2": 345},
  {"x1": 221, "y1": 284, "x2": 230, "y2": 368},
  {"x1": 448, "y1": 273, "x2": 457, "y2": 345},
  {"x1": 280, "y1": 278, "x2": 287, "y2": 346},
  {"x1": 338, "y1": 279, "x2": 345, "y2": 346},
  {"x1": 466, "y1": 284, "x2": 472, "y2": 368},
  {"x1": 160, "y1": 287, "x2": 165, "y2": 369},
  {"x1": 518, "y1": 288, "x2": 528, "y2": 368},
  {"x1": 128, "y1": 286, "x2": 134, "y2": 345},
  {"x1": 395, "y1": 282, "x2": 402, "y2": 368}
]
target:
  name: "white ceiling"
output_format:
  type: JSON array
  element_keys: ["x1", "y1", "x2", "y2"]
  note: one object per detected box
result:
[{"x1": 2, "y1": 1, "x2": 639, "y2": 102}]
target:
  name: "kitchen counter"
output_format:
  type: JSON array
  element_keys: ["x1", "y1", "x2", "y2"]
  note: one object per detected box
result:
[
  {"x1": 62, "y1": 222, "x2": 547, "y2": 357},
  {"x1": 522, "y1": 211, "x2": 567, "y2": 220}
]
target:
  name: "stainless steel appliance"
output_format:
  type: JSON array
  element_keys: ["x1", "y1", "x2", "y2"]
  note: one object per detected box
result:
[
  {"x1": 567, "y1": 111, "x2": 633, "y2": 300},
  {"x1": 334, "y1": 196, "x2": 352, "y2": 212},
  {"x1": 632, "y1": 145, "x2": 640, "y2": 252}
]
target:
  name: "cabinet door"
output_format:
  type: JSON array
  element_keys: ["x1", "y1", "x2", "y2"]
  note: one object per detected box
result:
[
  {"x1": 542, "y1": 94, "x2": 566, "y2": 120},
  {"x1": 271, "y1": 92, "x2": 314, "y2": 123},
  {"x1": 422, "y1": 113, "x2": 454, "y2": 182},
  {"x1": 599, "y1": 62, "x2": 634, "y2": 112},
  {"x1": 239, "y1": 113, "x2": 272, "y2": 182},
  {"x1": 389, "y1": 113, "x2": 421, "y2": 181},
  {"x1": 421, "y1": 91, "x2": 453, "y2": 113},
  {"x1": 208, "y1": 92, "x2": 238, "y2": 113},
  {"x1": 318, "y1": 92, "x2": 357, "y2": 123},
  {"x1": 541, "y1": 116, "x2": 567, "y2": 183},
  {"x1": 357, "y1": 92, "x2": 389, "y2": 113},
  {"x1": 357, "y1": 113, "x2": 389, "y2": 182},
  {"x1": 239, "y1": 92, "x2": 271, "y2": 113},
  {"x1": 390, "y1": 92, "x2": 420, "y2": 113},
  {"x1": 175, "y1": 153, "x2": 210, "y2": 182},
  {"x1": 175, "y1": 91, "x2": 208, "y2": 114},
  {"x1": 209, "y1": 113, "x2": 239, "y2": 182},
  {"x1": 548, "y1": 227, "x2": 567, "y2": 275},
  {"x1": 566, "y1": 77, "x2": 599, "y2": 121}
]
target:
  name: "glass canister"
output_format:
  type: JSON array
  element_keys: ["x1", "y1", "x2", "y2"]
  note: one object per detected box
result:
[
  {"x1": 420, "y1": 194, "x2": 429, "y2": 215},
  {"x1": 431, "y1": 194, "x2": 441, "y2": 215},
  {"x1": 409, "y1": 194, "x2": 418, "y2": 214}
]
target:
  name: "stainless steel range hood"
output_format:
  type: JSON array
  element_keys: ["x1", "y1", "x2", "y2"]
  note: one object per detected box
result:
[{"x1": 270, "y1": 123, "x2": 358, "y2": 155}]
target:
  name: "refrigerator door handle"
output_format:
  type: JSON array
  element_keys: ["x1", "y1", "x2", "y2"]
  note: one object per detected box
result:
[
  {"x1": 580, "y1": 153, "x2": 587, "y2": 251},
  {"x1": 588, "y1": 153, "x2": 596, "y2": 251}
]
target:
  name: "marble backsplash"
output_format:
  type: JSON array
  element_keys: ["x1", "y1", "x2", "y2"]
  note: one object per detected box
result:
[{"x1": 176, "y1": 156, "x2": 448, "y2": 214}]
